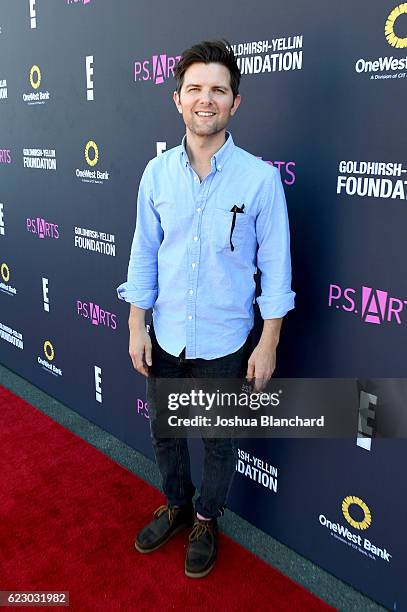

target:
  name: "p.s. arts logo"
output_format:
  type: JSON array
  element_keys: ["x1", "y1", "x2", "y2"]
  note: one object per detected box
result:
[
  {"x1": 37, "y1": 340, "x2": 63, "y2": 377},
  {"x1": 66, "y1": 0, "x2": 91, "y2": 6},
  {"x1": 23, "y1": 65, "x2": 51, "y2": 105},
  {"x1": 319, "y1": 496, "x2": 391, "y2": 562},
  {"x1": 385, "y1": 3, "x2": 407, "y2": 48},
  {"x1": 134, "y1": 52, "x2": 182, "y2": 85},
  {"x1": 258, "y1": 157, "x2": 296, "y2": 186},
  {"x1": 76, "y1": 300, "x2": 117, "y2": 330},
  {"x1": 26, "y1": 217, "x2": 59, "y2": 239},
  {"x1": 328, "y1": 283, "x2": 407, "y2": 326},
  {"x1": 136, "y1": 396, "x2": 149, "y2": 419},
  {"x1": 0, "y1": 262, "x2": 17, "y2": 297},
  {"x1": 75, "y1": 140, "x2": 109, "y2": 184},
  {"x1": 355, "y1": 4, "x2": 407, "y2": 80},
  {"x1": 230, "y1": 36, "x2": 303, "y2": 76},
  {"x1": 0, "y1": 149, "x2": 11, "y2": 164}
]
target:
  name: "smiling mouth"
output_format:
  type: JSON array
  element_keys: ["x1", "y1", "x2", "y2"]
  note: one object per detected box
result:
[{"x1": 195, "y1": 111, "x2": 216, "y2": 117}]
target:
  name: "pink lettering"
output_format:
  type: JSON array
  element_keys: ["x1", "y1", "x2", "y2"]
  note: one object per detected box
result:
[
  {"x1": 387, "y1": 297, "x2": 403, "y2": 324},
  {"x1": 167, "y1": 55, "x2": 176, "y2": 77},
  {"x1": 285, "y1": 161, "x2": 296, "y2": 185},
  {"x1": 152, "y1": 54, "x2": 166, "y2": 84},
  {"x1": 89, "y1": 302, "x2": 100, "y2": 325},
  {"x1": 0, "y1": 149, "x2": 11, "y2": 164},
  {"x1": 98, "y1": 309, "x2": 106, "y2": 326},
  {"x1": 134, "y1": 61, "x2": 142, "y2": 81},
  {"x1": 37, "y1": 217, "x2": 45, "y2": 239},
  {"x1": 328, "y1": 284, "x2": 342, "y2": 306},
  {"x1": 362, "y1": 287, "x2": 387, "y2": 324},
  {"x1": 343, "y1": 288, "x2": 356, "y2": 312}
]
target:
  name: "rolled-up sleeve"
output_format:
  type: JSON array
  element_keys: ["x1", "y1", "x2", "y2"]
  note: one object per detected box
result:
[
  {"x1": 116, "y1": 160, "x2": 163, "y2": 308},
  {"x1": 255, "y1": 167, "x2": 295, "y2": 319}
]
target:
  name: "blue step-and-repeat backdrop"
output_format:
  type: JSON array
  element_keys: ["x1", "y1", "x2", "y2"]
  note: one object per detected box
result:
[{"x1": 0, "y1": 1, "x2": 406, "y2": 608}]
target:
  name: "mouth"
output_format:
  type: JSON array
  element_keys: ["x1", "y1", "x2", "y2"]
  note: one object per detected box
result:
[{"x1": 195, "y1": 111, "x2": 216, "y2": 117}]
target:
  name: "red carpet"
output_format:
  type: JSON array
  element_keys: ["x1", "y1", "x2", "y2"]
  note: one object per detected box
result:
[{"x1": 0, "y1": 384, "x2": 333, "y2": 611}]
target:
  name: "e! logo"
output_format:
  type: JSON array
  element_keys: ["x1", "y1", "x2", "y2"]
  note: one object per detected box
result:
[
  {"x1": 385, "y1": 3, "x2": 407, "y2": 48},
  {"x1": 29, "y1": 65, "x2": 41, "y2": 89},
  {"x1": 43, "y1": 340, "x2": 55, "y2": 361}
]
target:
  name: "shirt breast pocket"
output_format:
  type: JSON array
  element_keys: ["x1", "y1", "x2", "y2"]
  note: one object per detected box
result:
[{"x1": 211, "y1": 207, "x2": 250, "y2": 252}]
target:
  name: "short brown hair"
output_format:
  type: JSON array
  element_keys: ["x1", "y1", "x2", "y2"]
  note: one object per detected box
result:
[{"x1": 174, "y1": 39, "x2": 241, "y2": 101}]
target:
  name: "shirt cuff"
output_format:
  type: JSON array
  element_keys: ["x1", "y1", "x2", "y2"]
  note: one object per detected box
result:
[
  {"x1": 116, "y1": 282, "x2": 157, "y2": 309},
  {"x1": 256, "y1": 291, "x2": 296, "y2": 319}
]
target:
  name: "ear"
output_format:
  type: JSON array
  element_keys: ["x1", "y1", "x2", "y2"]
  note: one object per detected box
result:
[
  {"x1": 230, "y1": 93, "x2": 241, "y2": 117},
  {"x1": 173, "y1": 90, "x2": 183, "y2": 114}
]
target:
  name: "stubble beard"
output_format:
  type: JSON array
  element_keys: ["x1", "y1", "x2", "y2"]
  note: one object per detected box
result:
[{"x1": 188, "y1": 116, "x2": 227, "y2": 138}]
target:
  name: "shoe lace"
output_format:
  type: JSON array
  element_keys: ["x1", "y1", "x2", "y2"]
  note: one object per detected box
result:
[
  {"x1": 154, "y1": 504, "x2": 177, "y2": 526},
  {"x1": 188, "y1": 520, "x2": 211, "y2": 542}
]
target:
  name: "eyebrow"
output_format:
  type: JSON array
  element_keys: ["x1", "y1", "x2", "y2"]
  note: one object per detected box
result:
[{"x1": 185, "y1": 83, "x2": 228, "y2": 89}]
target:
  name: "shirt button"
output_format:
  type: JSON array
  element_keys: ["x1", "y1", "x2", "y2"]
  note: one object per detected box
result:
[
  {"x1": 196, "y1": 207, "x2": 201, "y2": 213},
  {"x1": 188, "y1": 315, "x2": 193, "y2": 320},
  {"x1": 194, "y1": 176, "x2": 199, "y2": 182},
  {"x1": 193, "y1": 235, "x2": 198, "y2": 241},
  {"x1": 218, "y1": 165, "x2": 222, "y2": 171},
  {"x1": 192, "y1": 262, "x2": 196, "y2": 268},
  {"x1": 189, "y1": 289, "x2": 194, "y2": 295}
]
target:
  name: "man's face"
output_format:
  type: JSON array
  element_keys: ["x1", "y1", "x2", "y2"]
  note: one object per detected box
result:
[{"x1": 173, "y1": 62, "x2": 241, "y2": 138}]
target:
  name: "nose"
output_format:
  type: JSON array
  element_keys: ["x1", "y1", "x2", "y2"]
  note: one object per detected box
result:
[{"x1": 198, "y1": 89, "x2": 214, "y2": 104}]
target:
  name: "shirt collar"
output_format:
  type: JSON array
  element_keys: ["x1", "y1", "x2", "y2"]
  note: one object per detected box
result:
[{"x1": 180, "y1": 131, "x2": 234, "y2": 173}]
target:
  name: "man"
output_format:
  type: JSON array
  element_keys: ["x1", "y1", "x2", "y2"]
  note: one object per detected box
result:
[{"x1": 117, "y1": 39, "x2": 295, "y2": 578}]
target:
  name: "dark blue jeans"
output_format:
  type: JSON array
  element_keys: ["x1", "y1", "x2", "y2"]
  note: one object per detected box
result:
[{"x1": 146, "y1": 325, "x2": 252, "y2": 519}]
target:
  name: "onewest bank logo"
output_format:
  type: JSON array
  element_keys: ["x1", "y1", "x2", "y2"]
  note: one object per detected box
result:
[
  {"x1": 134, "y1": 52, "x2": 181, "y2": 85},
  {"x1": 329, "y1": 284, "x2": 407, "y2": 325},
  {"x1": 355, "y1": 4, "x2": 407, "y2": 79}
]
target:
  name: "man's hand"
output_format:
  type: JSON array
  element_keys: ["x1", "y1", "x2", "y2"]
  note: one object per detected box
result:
[
  {"x1": 129, "y1": 325, "x2": 152, "y2": 376},
  {"x1": 246, "y1": 342, "x2": 276, "y2": 392},
  {"x1": 246, "y1": 317, "x2": 283, "y2": 391},
  {"x1": 128, "y1": 305, "x2": 151, "y2": 376}
]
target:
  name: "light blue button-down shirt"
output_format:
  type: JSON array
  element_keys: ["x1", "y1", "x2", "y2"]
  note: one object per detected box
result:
[{"x1": 117, "y1": 131, "x2": 295, "y2": 359}]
